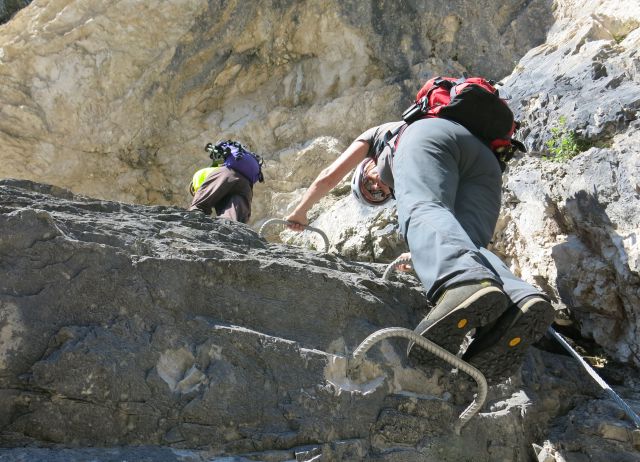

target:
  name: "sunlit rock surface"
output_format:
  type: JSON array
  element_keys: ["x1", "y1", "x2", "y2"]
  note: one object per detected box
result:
[{"x1": 0, "y1": 0, "x2": 550, "y2": 213}]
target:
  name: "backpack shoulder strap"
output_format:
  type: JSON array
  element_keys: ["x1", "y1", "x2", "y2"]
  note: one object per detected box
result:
[{"x1": 393, "y1": 123, "x2": 409, "y2": 150}]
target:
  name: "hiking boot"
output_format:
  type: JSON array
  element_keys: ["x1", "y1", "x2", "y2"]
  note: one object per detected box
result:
[
  {"x1": 407, "y1": 281, "x2": 509, "y2": 366},
  {"x1": 462, "y1": 295, "x2": 555, "y2": 384}
]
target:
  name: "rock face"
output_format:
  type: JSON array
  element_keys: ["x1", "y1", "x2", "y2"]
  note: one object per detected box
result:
[
  {"x1": 2, "y1": 179, "x2": 640, "y2": 462},
  {"x1": 496, "y1": 0, "x2": 640, "y2": 368},
  {"x1": 504, "y1": 0, "x2": 640, "y2": 151},
  {"x1": 0, "y1": 0, "x2": 551, "y2": 215},
  {"x1": 0, "y1": 180, "x2": 424, "y2": 455},
  {"x1": 2, "y1": 0, "x2": 640, "y2": 460},
  {"x1": 493, "y1": 145, "x2": 640, "y2": 367}
]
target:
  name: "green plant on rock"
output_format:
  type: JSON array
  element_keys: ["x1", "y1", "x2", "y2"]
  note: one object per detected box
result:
[
  {"x1": 612, "y1": 32, "x2": 627, "y2": 44},
  {"x1": 544, "y1": 116, "x2": 580, "y2": 162}
]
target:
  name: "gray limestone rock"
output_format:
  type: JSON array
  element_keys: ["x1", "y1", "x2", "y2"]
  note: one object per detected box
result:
[{"x1": 1, "y1": 179, "x2": 639, "y2": 461}]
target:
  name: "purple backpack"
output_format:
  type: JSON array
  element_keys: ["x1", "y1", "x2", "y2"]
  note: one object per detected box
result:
[{"x1": 205, "y1": 140, "x2": 264, "y2": 185}]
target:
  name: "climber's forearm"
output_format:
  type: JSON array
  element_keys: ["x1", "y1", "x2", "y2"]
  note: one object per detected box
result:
[{"x1": 291, "y1": 140, "x2": 370, "y2": 216}]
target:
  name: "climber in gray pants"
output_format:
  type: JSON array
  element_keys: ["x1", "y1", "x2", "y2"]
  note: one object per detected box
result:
[{"x1": 394, "y1": 117, "x2": 554, "y2": 383}]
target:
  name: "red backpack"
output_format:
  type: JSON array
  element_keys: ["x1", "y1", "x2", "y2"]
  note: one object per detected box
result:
[{"x1": 401, "y1": 76, "x2": 524, "y2": 161}]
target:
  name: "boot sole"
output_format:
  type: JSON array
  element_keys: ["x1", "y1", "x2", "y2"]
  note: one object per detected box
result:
[
  {"x1": 407, "y1": 286, "x2": 508, "y2": 366},
  {"x1": 464, "y1": 297, "x2": 555, "y2": 384}
]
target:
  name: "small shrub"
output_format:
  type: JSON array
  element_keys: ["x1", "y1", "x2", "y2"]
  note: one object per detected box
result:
[
  {"x1": 543, "y1": 116, "x2": 581, "y2": 162},
  {"x1": 612, "y1": 32, "x2": 627, "y2": 44}
]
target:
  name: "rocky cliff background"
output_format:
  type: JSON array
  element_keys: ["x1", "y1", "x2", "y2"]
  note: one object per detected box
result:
[
  {"x1": 1, "y1": 0, "x2": 640, "y2": 461},
  {"x1": 0, "y1": 0, "x2": 551, "y2": 208}
]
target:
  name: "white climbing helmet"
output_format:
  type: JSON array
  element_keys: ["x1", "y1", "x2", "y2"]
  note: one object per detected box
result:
[{"x1": 351, "y1": 158, "x2": 392, "y2": 206}]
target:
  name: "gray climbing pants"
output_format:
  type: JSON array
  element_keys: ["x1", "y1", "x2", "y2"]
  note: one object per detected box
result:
[{"x1": 393, "y1": 117, "x2": 540, "y2": 304}]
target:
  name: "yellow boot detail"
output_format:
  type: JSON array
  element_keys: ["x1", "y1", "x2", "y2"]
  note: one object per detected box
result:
[
  {"x1": 509, "y1": 337, "x2": 522, "y2": 347},
  {"x1": 457, "y1": 319, "x2": 468, "y2": 329}
]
